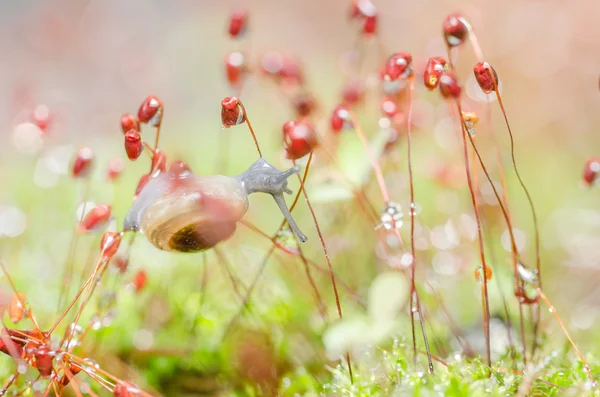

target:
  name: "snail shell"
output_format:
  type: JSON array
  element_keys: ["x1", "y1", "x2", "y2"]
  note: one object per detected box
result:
[
  {"x1": 124, "y1": 171, "x2": 248, "y2": 252},
  {"x1": 124, "y1": 158, "x2": 306, "y2": 253}
]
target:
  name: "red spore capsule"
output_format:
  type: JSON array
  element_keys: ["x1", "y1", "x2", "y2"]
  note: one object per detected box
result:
[
  {"x1": 100, "y1": 232, "x2": 122, "y2": 261},
  {"x1": 292, "y1": 91, "x2": 316, "y2": 118},
  {"x1": 228, "y1": 9, "x2": 248, "y2": 38},
  {"x1": 106, "y1": 158, "x2": 124, "y2": 181},
  {"x1": 32, "y1": 105, "x2": 51, "y2": 132},
  {"x1": 221, "y1": 96, "x2": 246, "y2": 127},
  {"x1": 138, "y1": 95, "x2": 163, "y2": 126},
  {"x1": 443, "y1": 13, "x2": 470, "y2": 47},
  {"x1": 439, "y1": 71, "x2": 462, "y2": 99},
  {"x1": 363, "y1": 14, "x2": 378, "y2": 35},
  {"x1": 124, "y1": 129, "x2": 143, "y2": 161},
  {"x1": 279, "y1": 55, "x2": 304, "y2": 86},
  {"x1": 225, "y1": 52, "x2": 247, "y2": 86},
  {"x1": 383, "y1": 52, "x2": 413, "y2": 81},
  {"x1": 34, "y1": 346, "x2": 53, "y2": 378},
  {"x1": 583, "y1": 157, "x2": 600, "y2": 186},
  {"x1": 133, "y1": 270, "x2": 148, "y2": 293},
  {"x1": 473, "y1": 61, "x2": 499, "y2": 94},
  {"x1": 134, "y1": 174, "x2": 150, "y2": 198},
  {"x1": 113, "y1": 383, "x2": 132, "y2": 397},
  {"x1": 120, "y1": 113, "x2": 140, "y2": 134},
  {"x1": 151, "y1": 149, "x2": 167, "y2": 174},
  {"x1": 283, "y1": 120, "x2": 318, "y2": 160},
  {"x1": 330, "y1": 104, "x2": 353, "y2": 133},
  {"x1": 168, "y1": 160, "x2": 191, "y2": 178},
  {"x1": 72, "y1": 147, "x2": 94, "y2": 178},
  {"x1": 423, "y1": 57, "x2": 448, "y2": 90},
  {"x1": 342, "y1": 78, "x2": 366, "y2": 106},
  {"x1": 79, "y1": 204, "x2": 112, "y2": 233}
]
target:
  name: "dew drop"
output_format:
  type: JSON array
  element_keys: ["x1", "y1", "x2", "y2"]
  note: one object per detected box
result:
[{"x1": 376, "y1": 202, "x2": 403, "y2": 231}]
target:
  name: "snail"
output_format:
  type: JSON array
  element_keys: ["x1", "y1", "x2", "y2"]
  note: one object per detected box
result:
[{"x1": 123, "y1": 158, "x2": 307, "y2": 252}]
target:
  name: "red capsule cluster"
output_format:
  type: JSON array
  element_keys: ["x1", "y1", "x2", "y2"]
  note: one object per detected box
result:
[
  {"x1": 283, "y1": 120, "x2": 318, "y2": 160},
  {"x1": 442, "y1": 13, "x2": 470, "y2": 47},
  {"x1": 120, "y1": 95, "x2": 165, "y2": 162},
  {"x1": 423, "y1": 57, "x2": 449, "y2": 90},
  {"x1": 473, "y1": 61, "x2": 499, "y2": 94}
]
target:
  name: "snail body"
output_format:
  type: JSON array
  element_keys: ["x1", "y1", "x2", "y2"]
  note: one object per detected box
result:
[{"x1": 124, "y1": 158, "x2": 306, "y2": 252}]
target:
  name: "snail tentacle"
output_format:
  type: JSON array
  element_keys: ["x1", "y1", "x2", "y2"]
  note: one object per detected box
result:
[{"x1": 234, "y1": 158, "x2": 307, "y2": 242}]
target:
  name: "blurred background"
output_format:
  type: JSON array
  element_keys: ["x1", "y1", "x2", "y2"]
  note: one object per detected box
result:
[{"x1": 1, "y1": 0, "x2": 600, "y2": 394}]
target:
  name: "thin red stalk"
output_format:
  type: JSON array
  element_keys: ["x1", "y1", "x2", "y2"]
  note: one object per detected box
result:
[
  {"x1": 237, "y1": 101, "x2": 263, "y2": 157},
  {"x1": 297, "y1": 159, "x2": 353, "y2": 383},
  {"x1": 456, "y1": 104, "x2": 529, "y2": 363},
  {"x1": 57, "y1": 180, "x2": 90, "y2": 311},
  {"x1": 214, "y1": 247, "x2": 248, "y2": 301},
  {"x1": 223, "y1": 154, "x2": 319, "y2": 334},
  {"x1": 537, "y1": 290, "x2": 597, "y2": 388},
  {"x1": 293, "y1": 154, "x2": 328, "y2": 321},
  {"x1": 349, "y1": 108, "x2": 432, "y2": 371},
  {"x1": 493, "y1": 80, "x2": 543, "y2": 355},
  {"x1": 348, "y1": 112, "x2": 390, "y2": 203},
  {"x1": 239, "y1": 219, "x2": 365, "y2": 306},
  {"x1": 405, "y1": 76, "x2": 421, "y2": 368},
  {"x1": 455, "y1": 103, "x2": 492, "y2": 370},
  {"x1": 0, "y1": 259, "x2": 41, "y2": 332}
]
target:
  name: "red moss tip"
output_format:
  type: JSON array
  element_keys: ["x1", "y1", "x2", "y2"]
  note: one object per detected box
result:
[
  {"x1": 383, "y1": 53, "x2": 413, "y2": 81},
  {"x1": 423, "y1": 57, "x2": 448, "y2": 90},
  {"x1": 283, "y1": 120, "x2": 318, "y2": 160},
  {"x1": 439, "y1": 71, "x2": 462, "y2": 99},
  {"x1": 583, "y1": 157, "x2": 600, "y2": 186},
  {"x1": 442, "y1": 13, "x2": 470, "y2": 47},
  {"x1": 473, "y1": 61, "x2": 499, "y2": 94},
  {"x1": 137, "y1": 95, "x2": 163, "y2": 126},
  {"x1": 72, "y1": 147, "x2": 94, "y2": 178},
  {"x1": 221, "y1": 96, "x2": 246, "y2": 127},
  {"x1": 120, "y1": 113, "x2": 140, "y2": 134},
  {"x1": 124, "y1": 129, "x2": 143, "y2": 161},
  {"x1": 228, "y1": 9, "x2": 248, "y2": 38}
]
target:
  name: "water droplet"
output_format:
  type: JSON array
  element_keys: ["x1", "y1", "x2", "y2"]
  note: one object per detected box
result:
[
  {"x1": 376, "y1": 202, "x2": 403, "y2": 231},
  {"x1": 90, "y1": 315, "x2": 102, "y2": 331},
  {"x1": 18, "y1": 362, "x2": 28, "y2": 374},
  {"x1": 474, "y1": 266, "x2": 493, "y2": 283},
  {"x1": 549, "y1": 307, "x2": 555, "y2": 313},
  {"x1": 275, "y1": 227, "x2": 300, "y2": 256},
  {"x1": 517, "y1": 263, "x2": 538, "y2": 284}
]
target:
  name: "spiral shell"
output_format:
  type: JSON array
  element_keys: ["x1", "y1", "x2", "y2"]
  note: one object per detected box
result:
[{"x1": 124, "y1": 172, "x2": 248, "y2": 252}]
